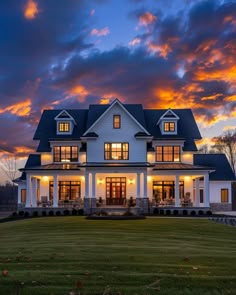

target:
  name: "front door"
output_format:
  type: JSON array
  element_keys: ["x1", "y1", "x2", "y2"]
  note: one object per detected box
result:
[{"x1": 106, "y1": 177, "x2": 126, "y2": 205}]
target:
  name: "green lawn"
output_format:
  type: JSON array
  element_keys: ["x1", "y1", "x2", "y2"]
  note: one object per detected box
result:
[{"x1": 0, "y1": 217, "x2": 236, "y2": 295}]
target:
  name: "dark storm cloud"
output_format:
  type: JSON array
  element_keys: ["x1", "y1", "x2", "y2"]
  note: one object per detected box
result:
[{"x1": 0, "y1": 0, "x2": 236, "y2": 156}]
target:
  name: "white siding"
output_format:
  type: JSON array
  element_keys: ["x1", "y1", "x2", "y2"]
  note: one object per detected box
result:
[
  {"x1": 86, "y1": 104, "x2": 147, "y2": 162},
  {"x1": 209, "y1": 181, "x2": 232, "y2": 203}
]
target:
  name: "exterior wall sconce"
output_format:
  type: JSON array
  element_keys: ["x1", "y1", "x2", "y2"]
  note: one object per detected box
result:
[
  {"x1": 97, "y1": 179, "x2": 104, "y2": 185},
  {"x1": 128, "y1": 179, "x2": 134, "y2": 185}
]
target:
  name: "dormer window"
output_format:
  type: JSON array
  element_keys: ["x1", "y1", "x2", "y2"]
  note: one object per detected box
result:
[
  {"x1": 156, "y1": 109, "x2": 179, "y2": 135},
  {"x1": 113, "y1": 115, "x2": 121, "y2": 129},
  {"x1": 58, "y1": 122, "x2": 70, "y2": 132},
  {"x1": 55, "y1": 110, "x2": 75, "y2": 135},
  {"x1": 164, "y1": 122, "x2": 175, "y2": 132}
]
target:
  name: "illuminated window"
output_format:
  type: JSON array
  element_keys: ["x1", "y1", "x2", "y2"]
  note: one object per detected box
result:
[
  {"x1": 113, "y1": 115, "x2": 121, "y2": 129},
  {"x1": 221, "y1": 189, "x2": 229, "y2": 203},
  {"x1": 58, "y1": 122, "x2": 70, "y2": 132},
  {"x1": 104, "y1": 143, "x2": 129, "y2": 160},
  {"x1": 156, "y1": 146, "x2": 180, "y2": 162},
  {"x1": 53, "y1": 146, "x2": 78, "y2": 162},
  {"x1": 21, "y1": 189, "x2": 26, "y2": 203},
  {"x1": 164, "y1": 122, "x2": 175, "y2": 132}
]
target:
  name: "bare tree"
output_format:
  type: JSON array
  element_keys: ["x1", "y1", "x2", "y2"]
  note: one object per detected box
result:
[
  {"x1": 198, "y1": 144, "x2": 209, "y2": 154},
  {"x1": 0, "y1": 154, "x2": 19, "y2": 185},
  {"x1": 212, "y1": 130, "x2": 236, "y2": 175}
]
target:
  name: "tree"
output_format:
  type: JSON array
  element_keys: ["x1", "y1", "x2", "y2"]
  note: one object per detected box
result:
[
  {"x1": 0, "y1": 154, "x2": 19, "y2": 185},
  {"x1": 212, "y1": 130, "x2": 236, "y2": 175}
]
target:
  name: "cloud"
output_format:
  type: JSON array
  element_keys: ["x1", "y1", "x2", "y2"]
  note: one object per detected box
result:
[
  {"x1": 0, "y1": 99, "x2": 31, "y2": 117},
  {"x1": 129, "y1": 37, "x2": 141, "y2": 46},
  {"x1": 139, "y1": 12, "x2": 157, "y2": 27},
  {"x1": 91, "y1": 27, "x2": 110, "y2": 37},
  {"x1": 24, "y1": 0, "x2": 39, "y2": 20}
]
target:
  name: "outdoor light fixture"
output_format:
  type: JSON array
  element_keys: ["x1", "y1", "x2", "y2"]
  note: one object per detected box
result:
[
  {"x1": 97, "y1": 179, "x2": 104, "y2": 185},
  {"x1": 128, "y1": 179, "x2": 134, "y2": 185},
  {"x1": 42, "y1": 176, "x2": 49, "y2": 181}
]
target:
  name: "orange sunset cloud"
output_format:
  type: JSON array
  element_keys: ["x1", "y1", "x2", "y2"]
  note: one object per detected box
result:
[{"x1": 24, "y1": 0, "x2": 39, "y2": 20}]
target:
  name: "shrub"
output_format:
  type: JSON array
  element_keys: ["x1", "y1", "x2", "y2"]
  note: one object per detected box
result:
[
  {"x1": 123, "y1": 210, "x2": 134, "y2": 216},
  {"x1": 56, "y1": 211, "x2": 61, "y2": 216},
  {"x1": 48, "y1": 210, "x2": 54, "y2": 216},
  {"x1": 72, "y1": 209, "x2": 77, "y2": 216},
  {"x1": 160, "y1": 209, "x2": 164, "y2": 215},
  {"x1": 206, "y1": 210, "x2": 212, "y2": 216},
  {"x1": 153, "y1": 208, "x2": 159, "y2": 215},
  {"x1": 78, "y1": 209, "x2": 84, "y2": 216},
  {"x1": 198, "y1": 210, "x2": 204, "y2": 216},
  {"x1": 173, "y1": 209, "x2": 178, "y2": 216},
  {"x1": 64, "y1": 209, "x2": 70, "y2": 216},
  {"x1": 33, "y1": 211, "x2": 38, "y2": 217},
  {"x1": 24, "y1": 211, "x2": 29, "y2": 217},
  {"x1": 18, "y1": 211, "x2": 24, "y2": 216},
  {"x1": 190, "y1": 210, "x2": 196, "y2": 216},
  {"x1": 183, "y1": 210, "x2": 188, "y2": 216},
  {"x1": 12, "y1": 212, "x2": 18, "y2": 216},
  {"x1": 166, "y1": 209, "x2": 171, "y2": 215},
  {"x1": 42, "y1": 211, "x2": 47, "y2": 216}
]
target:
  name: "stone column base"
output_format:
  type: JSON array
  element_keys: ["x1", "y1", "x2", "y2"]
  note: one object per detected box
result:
[
  {"x1": 210, "y1": 203, "x2": 232, "y2": 212},
  {"x1": 84, "y1": 198, "x2": 97, "y2": 215},
  {"x1": 136, "y1": 198, "x2": 149, "y2": 214}
]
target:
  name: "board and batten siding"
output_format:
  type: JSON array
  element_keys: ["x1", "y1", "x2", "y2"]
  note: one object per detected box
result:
[{"x1": 86, "y1": 104, "x2": 147, "y2": 162}]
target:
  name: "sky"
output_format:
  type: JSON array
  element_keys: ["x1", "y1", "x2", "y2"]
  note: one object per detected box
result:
[{"x1": 0, "y1": 0, "x2": 236, "y2": 181}]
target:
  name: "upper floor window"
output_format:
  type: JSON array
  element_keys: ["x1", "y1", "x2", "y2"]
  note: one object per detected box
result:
[
  {"x1": 156, "y1": 146, "x2": 180, "y2": 162},
  {"x1": 53, "y1": 146, "x2": 78, "y2": 162},
  {"x1": 113, "y1": 115, "x2": 121, "y2": 129},
  {"x1": 58, "y1": 122, "x2": 70, "y2": 133},
  {"x1": 104, "y1": 143, "x2": 128, "y2": 160},
  {"x1": 221, "y1": 189, "x2": 229, "y2": 203},
  {"x1": 164, "y1": 122, "x2": 175, "y2": 132}
]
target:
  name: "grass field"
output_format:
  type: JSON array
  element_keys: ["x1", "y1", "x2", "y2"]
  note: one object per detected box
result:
[{"x1": 0, "y1": 217, "x2": 236, "y2": 295}]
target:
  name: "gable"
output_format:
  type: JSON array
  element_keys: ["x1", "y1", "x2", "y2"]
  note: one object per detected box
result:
[{"x1": 83, "y1": 99, "x2": 150, "y2": 136}]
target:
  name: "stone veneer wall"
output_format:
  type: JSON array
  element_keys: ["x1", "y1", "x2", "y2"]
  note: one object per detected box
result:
[{"x1": 210, "y1": 203, "x2": 232, "y2": 212}]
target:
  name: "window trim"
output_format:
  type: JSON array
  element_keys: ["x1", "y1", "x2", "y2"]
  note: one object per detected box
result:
[
  {"x1": 155, "y1": 145, "x2": 181, "y2": 162},
  {"x1": 113, "y1": 115, "x2": 121, "y2": 129},
  {"x1": 104, "y1": 142, "x2": 129, "y2": 160},
  {"x1": 221, "y1": 188, "x2": 229, "y2": 203},
  {"x1": 53, "y1": 146, "x2": 78, "y2": 162}
]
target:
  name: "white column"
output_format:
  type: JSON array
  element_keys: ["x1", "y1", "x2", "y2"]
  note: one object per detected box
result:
[
  {"x1": 17, "y1": 185, "x2": 22, "y2": 204},
  {"x1": 175, "y1": 175, "x2": 180, "y2": 207},
  {"x1": 53, "y1": 175, "x2": 58, "y2": 208},
  {"x1": 31, "y1": 177, "x2": 37, "y2": 207},
  {"x1": 26, "y1": 175, "x2": 32, "y2": 207},
  {"x1": 195, "y1": 178, "x2": 200, "y2": 207},
  {"x1": 136, "y1": 173, "x2": 140, "y2": 199},
  {"x1": 143, "y1": 171, "x2": 147, "y2": 198},
  {"x1": 204, "y1": 173, "x2": 210, "y2": 207},
  {"x1": 92, "y1": 172, "x2": 96, "y2": 199},
  {"x1": 85, "y1": 172, "x2": 89, "y2": 198}
]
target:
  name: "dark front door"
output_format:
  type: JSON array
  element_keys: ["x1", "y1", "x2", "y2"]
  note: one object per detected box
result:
[{"x1": 106, "y1": 177, "x2": 126, "y2": 205}]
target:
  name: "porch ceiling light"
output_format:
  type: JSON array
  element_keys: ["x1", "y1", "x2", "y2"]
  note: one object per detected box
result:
[{"x1": 42, "y1": 176, "x2": 49, "y2": 181}]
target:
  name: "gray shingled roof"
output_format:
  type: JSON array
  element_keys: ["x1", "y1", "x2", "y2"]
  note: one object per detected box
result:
[
  {"x1": 144, "y1": 109, "x2": 201, "y2": 151},
  {"x1": 33, "y1": 103, "x2": 202, "y2": 152},
  {"x1": 194, "y1": 154, "x2": 236, "y2": 181},
  {"x1": 17, "y1": 154, "x2": 41, "y2": 181}
]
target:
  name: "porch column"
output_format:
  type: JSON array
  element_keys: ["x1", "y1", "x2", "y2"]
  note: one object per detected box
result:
[
  {"x1": 175, "y1": 175, "x2": 180, "y2": 207},
  {"x1": 91, "y1": 172, "x2": 96, "y2": 208},
  {"x1": 85, "y1": 172, "x2": 89, "y2": 198},
  {"x1": 26, "y1": 174, "x2": 32, "y2": 207},
  {"x1": 31, "y1": 177, "x2": 37, "y2": 207},
  {"x1": 195, "y1": 178, "x2": 200, "y2": 207},
  {"x1": 204, "y1": 173, "x2": 210, "y2": 207},
  {"x1": 53, "y1": 175, "x2": 58, "y2": 208},
  {"x1": 143, "y1": 171, "x2": 147, "y2": 199},
  {"x1": 84, "y1": 172, "x2": 91, "y2": 214},
  {"x1": 136, "y1": 173, "x2": 140, "y2": 199}
]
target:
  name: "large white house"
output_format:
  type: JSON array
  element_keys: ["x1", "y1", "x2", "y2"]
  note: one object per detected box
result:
[{"x1": 16, "y1": 99, "x2": 235, "y2": 214}]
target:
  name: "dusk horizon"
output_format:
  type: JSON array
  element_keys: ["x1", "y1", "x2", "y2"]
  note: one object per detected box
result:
[{"x1": 0, "y1": 0, "x2": 236, "y2": 181}]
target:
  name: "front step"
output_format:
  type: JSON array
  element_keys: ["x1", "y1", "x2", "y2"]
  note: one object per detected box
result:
[{"x1": 90, "y1": 206, "x2": 141, "y2": 216}]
